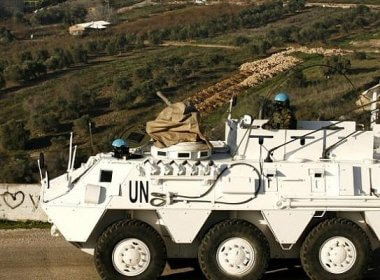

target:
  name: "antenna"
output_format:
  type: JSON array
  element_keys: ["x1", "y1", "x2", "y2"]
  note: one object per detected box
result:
[
  {"x1": 71, "y1": 145, "x2": 77, "y2": 171},
  {"x1": 371, "y1": 90, "x2": 379, "y2": 129},
  {"x1": 227, "y1": 97, "x2": 237, "y2": 120},
  {"x1": 67, "y1": 132, "x2": 73, "y2": 173},
  {"x1": 156, "y1": 91, "x2": 172, "y2": 106}
]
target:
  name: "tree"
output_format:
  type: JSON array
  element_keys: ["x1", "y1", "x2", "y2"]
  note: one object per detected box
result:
[
  {"x1": 354, "y1": 51, "x2": 367, "y2": 60},
  {"x1": 135, "y1": 67, "x2": 152, "y2": 80},
  {"x1": 72, "y1": 45, "x2": 88, "y2": 64},
  {"x1": 323, "y1": 56, "x2": 351, "y2": 77},
  {"x1": 0, "y1": 27, "x2": 14, "y2": 44},
  {"x1": 74, "y1": 115, "x2": 92, "y2": 136},
  {"x1": 106, "y1": 39, "x2": 118, "y2": 55},
  {"x1": 21, "y1": 60, "x2": 47, "y2": 81},
  {"x1": 0, "y1": 152, "x2": 34, "y2": 183},
  {"x1": 114, "y1": 75, "x2": 132, "y2": 91},
  {"x1": 203, "y1": 53, "x2": 224, "y2": 66},
  {"x1": 148, "y1": 30, "x2": 163, "y2": 45},
  {"x1": 18, "y1": 51, "x2": 33, "y2": 63},
  {"x1": 4, "y1": 65, "x2": 23, "y2": 82},
  {"x1": 234, "y1": 36, "x2": 250, "y2": 46},
  {"x1": 36, "y1": 49, "x2": 50, "y2": 62},
  {"x1": 288, "y1": 0, "x2": 306, "y2": 13},
  {"x1": 0, "y1": 120, "x2": 30, "y2": 150},
  {"x1": 31, "y1": 112, "x2": 60, "y2": 133},
  {"x1": 288, "y1": 69, "x2": 307, "y2": 88}
]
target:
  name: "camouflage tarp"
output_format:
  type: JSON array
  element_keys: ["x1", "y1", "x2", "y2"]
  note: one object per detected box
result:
[{"x1": 146, "y1": 102, "x2": 210, "y2": 148}]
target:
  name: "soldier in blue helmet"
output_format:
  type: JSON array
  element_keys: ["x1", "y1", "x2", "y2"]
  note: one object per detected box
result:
[
  {"x1": 112, "y1": 139, "x2": 129, "y2": 159},
  {"x1": 263, "y1": 92, "x2": 297, "y2": 129}
]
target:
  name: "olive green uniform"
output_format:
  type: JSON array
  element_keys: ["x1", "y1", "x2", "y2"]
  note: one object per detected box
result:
[{"x1": 263, "y1": 107, "x2": 297, "y2": 129}]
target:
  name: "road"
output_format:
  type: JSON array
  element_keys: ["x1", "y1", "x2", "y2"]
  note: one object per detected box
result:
[
  {"x1": 306, "y1": 2, "x2": 380, "y2": 10},
  {"x1": 0, "y1": 229, "x2": 380, "y2": 280}
]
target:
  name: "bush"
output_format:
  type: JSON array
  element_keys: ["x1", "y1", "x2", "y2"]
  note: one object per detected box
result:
[
  {"x1": 32, "y1": 112, "x2": 60, "y2": 133},
  {"x1": 288, "y1": 69, "x2": 308, "y2": 88},
  {"x1": 71, "y1": 45, "x2": 88, "y2": 64},
  {"x1": 0, "y1": 27, "x2": 14, "y2": 44},
  {"x1": 288, "y1": 0, "x2": 306, "y2": 13},
  {"x1": 203, "y1": 53, "x2": 224, "y2": 66},
  {"x1": 248, "y1": 40, "x2": 272, "y2": 56},
  {"x1": 353, "y1": 51, "x2": 367, "y2": 60},
  {"x1": 4, "y1": 65, "x2": 23, "y2": 82},
  {"x1": 111, "y1": 89, "x2": 137, "y2": 109},
  {"x1": 34, "y1": 7, "x2": 65, "y2": 25},
  {"x1": 0, "y1": 152, "x2": 34, "y2": 183},
  {"x1": 74, "y1": 115, "x2": 92, "y2": 135},
  {"x1": 0, "y1": 120, "x2": 30, "y2": 150},
  {"x1": 323, "y1": 56, "x2": 351, "y2": 77},
  {"x1": 114, "y1": 75, "x2": 132, "y2": 91},
  {"x1": 234, "y1": 36, "x2": 250, "y2": 46},
  {"x1": 135, "y1": 67, "x2": 152, "y2": 80},
  {"x1": 36, "y1": 49, "x2": 50, "y2": 62},
  {"x1": 50, "y1": 136, "x2": 67, "y2": 147},
  {"x1": 57, "y1": 82, "x2": 96, "y2": 120},
  {"x1": 21, "y1": 60, "x2": 47, "y2": 81}
]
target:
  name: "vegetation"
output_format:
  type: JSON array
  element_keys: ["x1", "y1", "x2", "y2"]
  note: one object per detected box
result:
[
  {"x1": 0, "y1": 1, "x2": 379, "y2": 183},
  {"x1": 0, "y1": 120, "x2": 30, "y2": 150},
  {"x1": 0, "y1": 219, "x2": 50, "y2": 230},
  {"x1": 34, "y1": 4, "x2": 87, "y2": 25},
  {"x1": 0, "y1": 27, "x2": 14, "y2": 44}
]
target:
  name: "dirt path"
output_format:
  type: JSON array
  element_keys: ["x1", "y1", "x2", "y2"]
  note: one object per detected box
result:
[
  {"x1": 0, "y1": 228, "x2": 379, "y2": 280},
  {"x1": 161, "y1": 41, "x2": 239, "y2": 49},
  {"x1": 306, "y1": 2, "x2": 380, "y2": 10}
]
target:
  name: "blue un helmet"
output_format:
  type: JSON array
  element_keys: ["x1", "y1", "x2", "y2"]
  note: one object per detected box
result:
[
  {"x1": 112, "y1": 139, "x2": 129, "y2": 159},
  {"x1": 274, "y1": 92, "x2": 290, "y2": 107}
]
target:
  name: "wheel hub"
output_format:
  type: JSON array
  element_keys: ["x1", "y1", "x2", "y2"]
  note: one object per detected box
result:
[
  {"x1": 319, "y1": 236, "x2": 357, "y2": 274},
  {"x1": 216, "y1": 237, "x2": 255, "y2": 276},
  {"x1": 112, "y1": 238, "x2": 150, "y2": 276}
]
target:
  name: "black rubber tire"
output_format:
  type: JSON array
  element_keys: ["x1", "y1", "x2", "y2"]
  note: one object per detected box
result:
[
  {"x1": 94, "y1": 219, "x2": 167, "y2": 280},
  {"x1": 300, "y1": 218, "x2": 372, "y2": 280},
  {"x1": 198, "y1": 219, "x2": 270, "y2": 280}
]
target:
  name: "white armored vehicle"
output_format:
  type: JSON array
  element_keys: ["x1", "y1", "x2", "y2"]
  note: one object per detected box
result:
[{"x1": 40, "y1": 92, "x2": 380, "y2": 280}]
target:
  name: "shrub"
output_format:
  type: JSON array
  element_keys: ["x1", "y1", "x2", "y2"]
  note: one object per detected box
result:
[
  {"x1": 0, "y1": 120, "x2": 30, "y2": 150},
  {"x1": 4, "y1": 65, "x2": 23, "y2": 82},
  {"x1": 32, "y1": 112, "x2": 60, "y2": 133},
  {"x1": 114, "y1": 75, "x2": 132, "y2": 91},
  {"x1": 0, "y1": 152, "x2": 34, "y2": 183},
  {"x1": 234, "y1": 36, "x2": 250, "y2": 46},
  {"x1": 135, "y1": 67, "x2": 152, "y2": 80},
  {"x1": 288, "y1": 69, "x2": 308, "y2": 88},
  {"x1": 323, "y1": 56, "x2": 351, "y2": 77},
  {"x1": 71, "y1": 45, "x2": 88, "y2": 64},
  {"x1": 288, "y1": 0, "x2": 306, "y2": 13},
  {"x1": 353, "y1": 51, "x2": 367, "y2": 60},
  {"x1": 203, "y1": 53, "x2": 225, "y2": 66},
  {"x1": 36, "y1": 49, "x2": 50, "y2": 62},
  {"x1": 0, "y1": 27, "x2": 14, "y2": 44},
  {"x1": 74, "y1": 115, "x2": 92, "y2": 135}
]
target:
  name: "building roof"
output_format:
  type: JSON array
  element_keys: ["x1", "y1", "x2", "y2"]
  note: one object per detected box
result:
[{"x1": 76, "y1": 21, "x2": 111, "y2": 29}]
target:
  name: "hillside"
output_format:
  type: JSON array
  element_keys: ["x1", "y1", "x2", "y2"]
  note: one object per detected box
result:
[{"x1": 0, "y1": 0, "x2": 379, "y2": 182}]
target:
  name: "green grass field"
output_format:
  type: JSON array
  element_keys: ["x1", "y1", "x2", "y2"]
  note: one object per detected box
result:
[{"x1": 0, "y1": 219, "x2": 50, "y2": 230}]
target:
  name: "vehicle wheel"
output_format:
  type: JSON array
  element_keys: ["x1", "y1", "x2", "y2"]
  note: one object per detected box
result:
[
  {"x1": 301, "y1": 218, "x2": 371, "y2": 280},
  {"x1": 95, "y1": 219, "x2": 166, "y2": 280},
  {"x1": 198, "y1": 219, "x2": 269, "y2": 280}
]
